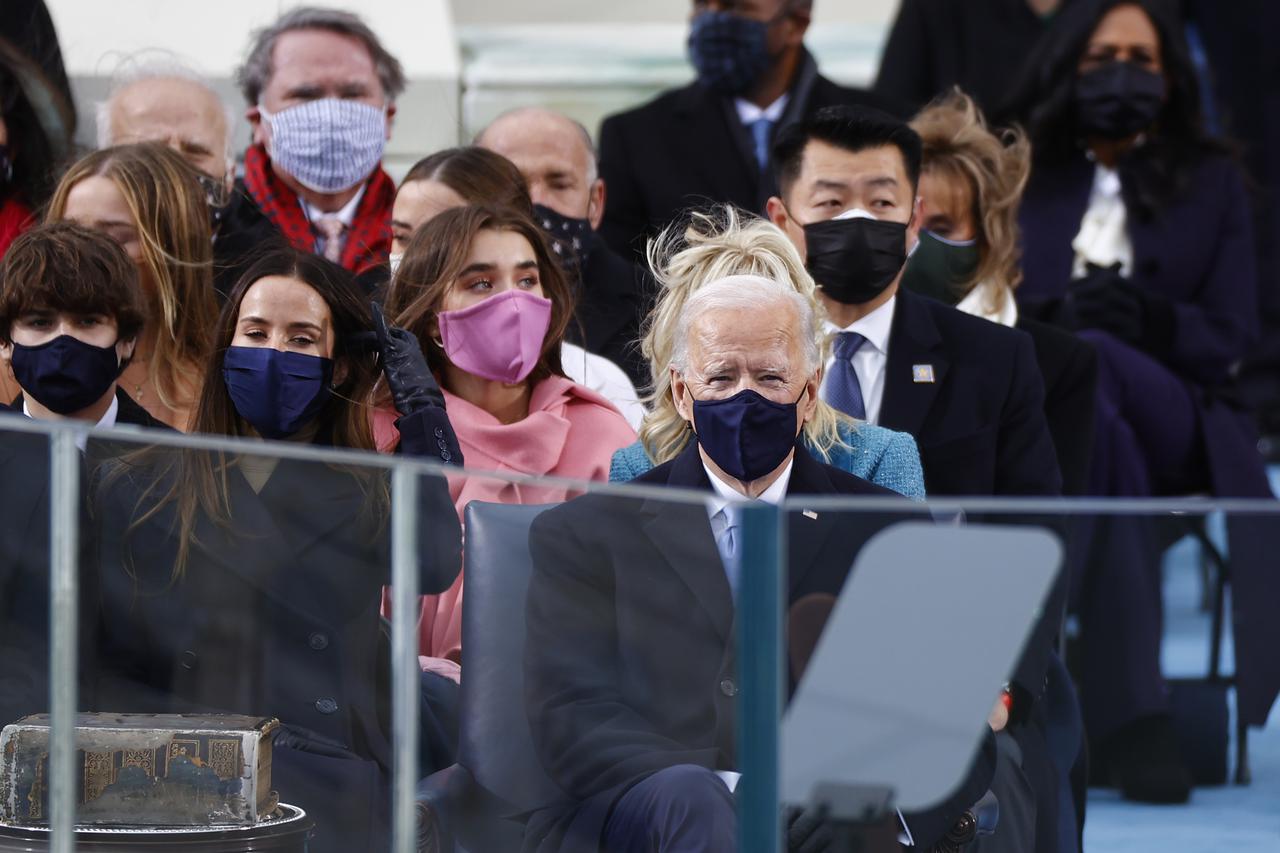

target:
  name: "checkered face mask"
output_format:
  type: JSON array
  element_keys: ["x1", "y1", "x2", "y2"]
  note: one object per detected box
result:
[
  {"x1": 259, "y1": 98, "x2": 387, "y2": 194},
  {"x1": 687, "y1": 10, "x2": 771, "y2": 96}
]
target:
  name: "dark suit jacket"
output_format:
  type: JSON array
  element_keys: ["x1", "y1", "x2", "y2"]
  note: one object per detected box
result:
[
  {"x1": 213, "y1": 187, "x2": 285, "y2": 301},
  {"x1": 598, "y1": 50, "x2": 906, "y2": 259},
  {"x1": 87, "y1": 408, "x2": 462, "y2": 852},
  {"x1": 522, "y1": 442, "x2": 994, "y2": 852},
  {"x1": 571, "y1": 234, "x2": 653, "y2": 389},
  {"x1": 873, "y1": 0, "x2": 1068, "y2": 114},
  {"x1": 877, "y1": 289, "x2": 1064, "y2": 705},
  {"x1": 1016, "y1": 317, "x2": 1098, "y2": 497},
  {"x1": 0, "y1": 427, "x2": 56, "y2": 727},
  {"x1": 1019, "y1": 151, "x2": 1280, "y2": 726}
]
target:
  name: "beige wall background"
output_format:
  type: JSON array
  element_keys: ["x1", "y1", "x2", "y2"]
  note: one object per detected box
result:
[
  {"x1": 449, "y1": 0, "x2": 901, "y2": 26},
  {"x1": 40, "y1": 0, "x2": 902, "y2": 170}
]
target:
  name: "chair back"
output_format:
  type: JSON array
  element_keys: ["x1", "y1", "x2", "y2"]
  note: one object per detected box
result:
[{"x1": 457, "y1": 501, "x2": 564, "y2": 813}]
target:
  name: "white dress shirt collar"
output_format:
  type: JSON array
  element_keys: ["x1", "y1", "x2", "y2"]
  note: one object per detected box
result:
[
  {"x1": 734, "y1": 92, "x2": 790, "y2": 126},
  {"x1": 823, "y1": 293, "x2": 897, "y2": 353},
  {"x1": 704, "y1": 455, "x2": 795, "y2": 517},
  {"x1": 23, "y1": 392, "x2": 120, "y2": 451},
  {"x1": 302, "y1": 183, "x2": 366, "y2": 229}
]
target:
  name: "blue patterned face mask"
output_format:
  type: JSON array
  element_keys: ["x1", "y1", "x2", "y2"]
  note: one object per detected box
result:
[
  {"x1": 259, "y1": 98, "x2": 387, "y2": 194},
  {"x1": 687, "y1": 10, "x2": 772, "y2": 97}
]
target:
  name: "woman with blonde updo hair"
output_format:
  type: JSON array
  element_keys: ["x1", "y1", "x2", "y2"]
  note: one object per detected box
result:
[
  {"x1": 609, "y1": 205, "x2": 925, "y2": 498},
  {"x1": 902, "y1": 90, "x2": 1097, "y2": 497}
]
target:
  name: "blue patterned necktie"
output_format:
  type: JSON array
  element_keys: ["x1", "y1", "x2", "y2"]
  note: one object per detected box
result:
[
  {"x1": 749, "y1": 117, "x2": 774, "y2": 170},
  {"x1": 826, "y1": 331, "x2": 868, "y2": 420}
]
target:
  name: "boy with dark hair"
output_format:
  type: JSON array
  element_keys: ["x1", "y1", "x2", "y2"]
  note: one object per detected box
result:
[{"x1": 0, "y1": 220, "x2": 163, "y2": 429}]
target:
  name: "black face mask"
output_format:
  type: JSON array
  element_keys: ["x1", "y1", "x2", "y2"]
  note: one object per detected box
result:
[
  {"x1": 1074, "y1": 62, "x2": 1165, "y2": 141},
  {"x1": 803, "y1": 213, "x2": 908, "y2": 306},
  {"x1": 533, "y1": 203, "x2": 594, "y2": 281},
  {"x1": 10, "y1": 335, "x2": 124, "y2": 415}
]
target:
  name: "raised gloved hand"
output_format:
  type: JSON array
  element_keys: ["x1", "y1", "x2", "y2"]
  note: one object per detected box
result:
[
  {"x1": 370, "y1": 301, "x2": 446, "y2": 415},
  {"x1": 786, "y1": 806, "x2": 834, "y2": 853},
  {"x1": 1064, "y1": 263, "x2": 1174, "y2": 356}
]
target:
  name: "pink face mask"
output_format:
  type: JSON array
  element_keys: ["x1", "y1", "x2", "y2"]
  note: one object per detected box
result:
[{"x1": 437, "y1": 289, "x2": 553, "y2": 384}]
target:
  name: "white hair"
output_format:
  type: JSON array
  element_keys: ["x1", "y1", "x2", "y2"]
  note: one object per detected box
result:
[
  {"x1": 671, "y1": 274, "x2": 820, "y2": 375},
  {"x1": 95, "y1": 58, "x2": 238, "y2": 161}
]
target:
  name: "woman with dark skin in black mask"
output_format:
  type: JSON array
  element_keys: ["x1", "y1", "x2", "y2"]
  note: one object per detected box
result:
[{"x1": 1002, "y1": 0, "x2": 1275, "y2": 805}]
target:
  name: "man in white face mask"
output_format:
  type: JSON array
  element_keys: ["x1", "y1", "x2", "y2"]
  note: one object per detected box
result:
[{"x1": 237, "y1": 7, "x2": 401, "y2": 277}]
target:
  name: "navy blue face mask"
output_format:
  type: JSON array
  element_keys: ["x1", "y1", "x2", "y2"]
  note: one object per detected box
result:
[
  {"x1": 687, "y1": 10, "x2": 772, "y2": 97},
  {"x1": 692, "y1": 388, "x2": 804, "y2": 482},
  {"x1": 10, "y1": 334, "x2": 124, "y2": 415},
  {"x1": 222, "y1": 346, "x2": 334, "y2": 440}
]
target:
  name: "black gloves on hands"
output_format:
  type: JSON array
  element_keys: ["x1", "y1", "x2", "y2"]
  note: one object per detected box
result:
[
  {"x1": 786, "y1": 806, "x2": 834, "y2": 853},
  {"x1": 1064, "y1": 263, "x2": 1175, "y2": 357},
  {"x1": 370, "y1": 302, "x2": 446, "y2": 416}
]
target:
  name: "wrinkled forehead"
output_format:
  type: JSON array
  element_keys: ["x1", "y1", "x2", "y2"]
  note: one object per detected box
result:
[
  {"x1": 687, "y1": 302, "x2": 803, "y2": 364},
  {"x1": 113, "y1": 79, "x2": 227, "y2": 139}
]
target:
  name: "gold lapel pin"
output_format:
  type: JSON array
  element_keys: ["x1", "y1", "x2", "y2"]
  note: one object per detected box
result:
[{"x1": 912, "y1": 364, "x2": 936, "y2": 384}]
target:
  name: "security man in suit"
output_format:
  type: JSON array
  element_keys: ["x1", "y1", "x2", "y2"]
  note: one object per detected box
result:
[
  {"x1": 598, "y1": 0, "x2": 904, "y2": 260},
  {"x1": 523, "y1": 273, "x2": 996, "y2": 853},
  {"x1": 766, "y1": 105, "x2": 1070, "y2": 852}
]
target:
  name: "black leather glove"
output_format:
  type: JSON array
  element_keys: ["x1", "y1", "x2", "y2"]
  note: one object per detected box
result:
[
  {"x1": 370, "y1": 301, "x2": 446, "y2": 415},
  {"x1": 786, "y1": 806, "x2": 834, "y2": 853},
  {"x1": 1065, "y1": 263, "x2": 1175, "y2": 356}
]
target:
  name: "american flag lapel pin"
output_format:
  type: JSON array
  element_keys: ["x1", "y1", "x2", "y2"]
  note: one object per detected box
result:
[{"x1": 912, "y1": 364, "x2": 936, "y2": 383}]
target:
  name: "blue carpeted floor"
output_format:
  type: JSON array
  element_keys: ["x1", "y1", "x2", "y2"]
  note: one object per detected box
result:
[{"x1": 1082, "y1": 526, "x2": 1280, "y2": 851}]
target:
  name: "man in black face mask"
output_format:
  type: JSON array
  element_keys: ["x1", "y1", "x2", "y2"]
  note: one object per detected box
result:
[
  {"x1": 0, "y1": 222, "x2": 165, "y2": 432},
  {"x1": 477, "y1": 107, "x2": 652, "y2": 390},
  {"x1": 596, "y1": 0, "x2": 904, "y2": 262},
  {"x1": 0, "y1": 222, "x2": 160, "y2": 730},
  {"x1": 768, "y1": 106, "x2": 1071, "y2": 853}
]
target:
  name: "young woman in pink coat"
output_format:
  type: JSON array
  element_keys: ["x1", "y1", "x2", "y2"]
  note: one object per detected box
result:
[{"x1": 374, "y1": 204, "x2": 636, "y2": 679}]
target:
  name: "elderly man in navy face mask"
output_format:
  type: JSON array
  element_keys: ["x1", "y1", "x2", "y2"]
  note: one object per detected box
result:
[{"x1": 522, "y1": 275, "x2": 994, "y2": 853}]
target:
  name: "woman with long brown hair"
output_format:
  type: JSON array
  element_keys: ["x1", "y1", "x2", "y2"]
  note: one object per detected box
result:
[
  {"x1": 41, "y1": 142, "x2": 217, "y2": 429},
  {"x1": 376, "y1": 203, "x2": 635, "y2": 677},
  {"x1": 90, "y1": 246, "x2": 463, "y2": 853}
]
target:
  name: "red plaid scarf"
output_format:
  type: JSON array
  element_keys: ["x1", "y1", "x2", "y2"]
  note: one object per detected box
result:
[{"x1": 242, "y1": 144, "x2": 394, "y2": 274}]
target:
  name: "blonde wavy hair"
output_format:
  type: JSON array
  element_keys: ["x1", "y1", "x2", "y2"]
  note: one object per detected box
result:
[
  {"x1": 638, "y1": 206, "x2": 851, "y2": 466},
  {"x1": 910, "y1": 89, "x2": 1032, "y2": 313},
  {"x1": 47, "y1": 143, "x2": 217, "y2": 414}
]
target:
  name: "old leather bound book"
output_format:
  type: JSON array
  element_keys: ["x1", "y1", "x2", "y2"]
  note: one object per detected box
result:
[{"x1": 0, "y1": 713, "x2": 280, "y2": 827}]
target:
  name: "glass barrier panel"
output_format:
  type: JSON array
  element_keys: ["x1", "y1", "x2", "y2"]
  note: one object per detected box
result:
[
  {"x1": 767, "y1": 496, "x2": 1280, "y2": 852},
  {"x1": 409, "y1": 464, "x2": 753, "y2": 852}
]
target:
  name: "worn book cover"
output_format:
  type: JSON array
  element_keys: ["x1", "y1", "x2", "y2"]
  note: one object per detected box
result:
[{"x1": 0, "y1": 713, "x2": 279, "y2": 827}]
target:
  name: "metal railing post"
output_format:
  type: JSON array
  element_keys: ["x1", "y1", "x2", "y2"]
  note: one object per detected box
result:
[
  {"x1": 390, "y1": 464, "x2": 421, "y2": 853},
  {"x1": 48, "y1": 427, "x2": 80, "y2": 853},
  {"x1": 736, "y1": 501, "x2": 783, "y2": 853}
]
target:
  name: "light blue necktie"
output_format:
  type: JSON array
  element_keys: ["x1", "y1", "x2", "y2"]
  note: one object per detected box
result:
[
  {"x1": 712, "y1": 506, "x2": 740, "y2": 597},
  {"x1": 826, "y1": 331, "x2": 868, "y2": 420},
  {"x1": 749, "y1": 117, "x2": 774, "y2": 170}
]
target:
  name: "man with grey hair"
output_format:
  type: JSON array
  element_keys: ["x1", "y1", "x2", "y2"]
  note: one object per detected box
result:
[
  {"x1": 523, "y1": 274, "x2": 991, "y2": 851},
  {"x1": 477, "y1": 106, "x2": 652, "y2": 387},
  {"x1": 97, "y1": 62, "x2": 280, "y2": 298},
  {"x1": 237, "y1": 6, "x2": 403, "y2": 278}
]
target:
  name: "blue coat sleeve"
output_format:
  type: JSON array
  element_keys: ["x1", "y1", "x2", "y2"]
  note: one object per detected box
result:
[
  {"x1": 608, "y1": 441, "x2": 652, "y2": 483},
  {"x1": 865, "y1": 430, "x2": 927, "y2": 501}
]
